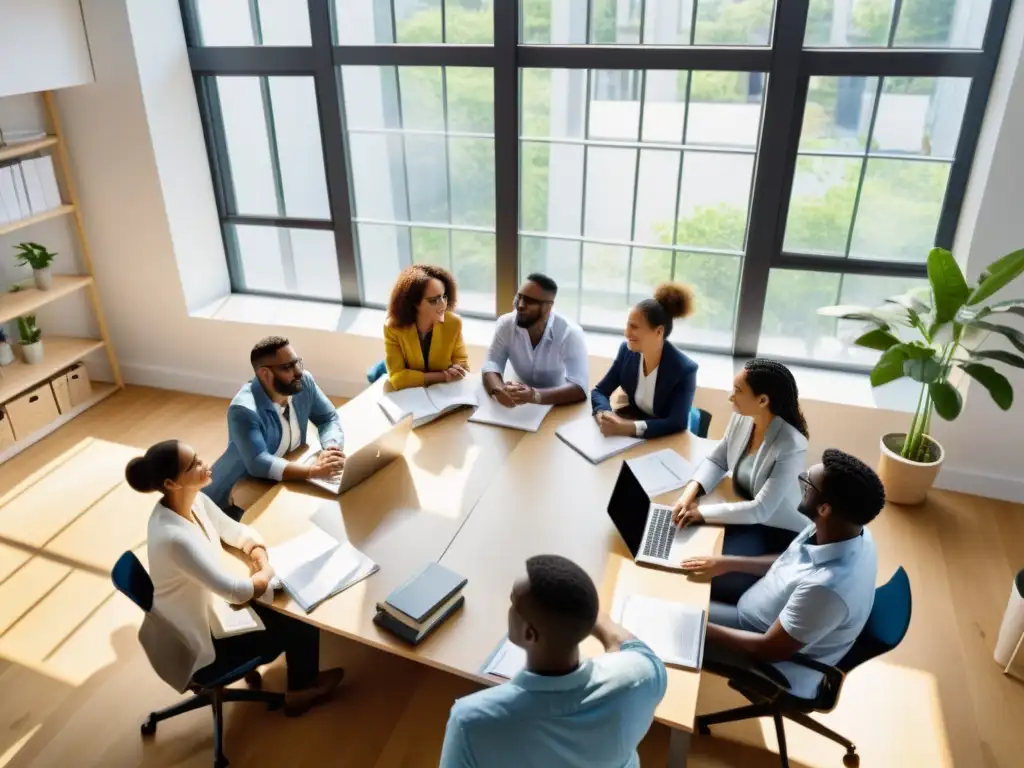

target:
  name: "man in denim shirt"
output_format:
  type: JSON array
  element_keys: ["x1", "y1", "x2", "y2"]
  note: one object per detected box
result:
[
  {"x1": 440, "y1": 555, "x2": 667, "y2": 768},
  {"x1": 208, "y1": 336, "x2": 344, "y2": 517}
]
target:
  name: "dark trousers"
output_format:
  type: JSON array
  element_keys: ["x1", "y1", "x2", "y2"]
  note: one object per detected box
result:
[
  {"x1": 196, "y1": 604, "x2": 320, "y2": 691},
  {"x1": 711, "y1": 524, "x2": 799, "y2": 605},
  {"x1": 704, "y1": 601, "x2": 791, "y2": 694}
]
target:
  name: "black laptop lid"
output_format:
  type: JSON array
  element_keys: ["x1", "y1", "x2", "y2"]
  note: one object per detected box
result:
[{"x1": 606, "y1": 462, "x2": 651, "y2": 557}]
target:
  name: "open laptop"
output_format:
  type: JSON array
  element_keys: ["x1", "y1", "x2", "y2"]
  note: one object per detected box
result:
[
  {"x1": 303, "y1": 415, "x2": 413, "y2": 495},
  {"x1": 606, "y1": 462, "x2": 696, "y2": 569}
]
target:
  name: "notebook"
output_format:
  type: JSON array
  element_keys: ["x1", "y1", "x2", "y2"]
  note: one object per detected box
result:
[
  {"x1": 625, "y1": 449, "x2": 693, "y2": 497},
  {"x1": 378, "y1": 376, "x2": 480, "y2": 428},
  {"x1": 612, "y1": 593, "x2": 706, "y2": 670},
  {"x1": 556, "y1": 416, "x2": 644, "y2": 463},
  {"x1": 481, "y1": 636, "x2": 527, "y2": 679},
  {"x1": 382, "y1": 562, "x2": 468, "y2": 624},
  {"x1": 373, "y1": 594, "x2": 465, "y2": 646},
  {"x1": 468, "y1": 395, "x2": 552, "y2": 433},
  {"x1": 209, "y1": 596, "x2": 265, "y2": 639}
]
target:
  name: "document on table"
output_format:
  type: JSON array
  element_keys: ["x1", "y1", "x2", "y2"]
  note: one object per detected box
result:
[
  {"x1": 626, "y1": 449, "x2": 693, "y2": 496},
  {"x1": 378, "y1": 376, "x2": 480, "y2": 428},
  {"x1": 612, "y1": 593, "x2": 706, "y2": 670},
  {"x1": 209, "y1": 597, "x2": 265, "y2": 639},
  {"x1": 555, "y1": 416, "x2": 643, "y2": 464},
  {"x1": 468, "y1": 395, "x2": 552, "y2": 432},
  {"x1": 481, "y1": 636, "x2": 527, "y2": 679}
]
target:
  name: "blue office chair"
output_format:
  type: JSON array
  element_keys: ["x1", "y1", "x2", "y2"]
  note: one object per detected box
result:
[
  {"x1": 112, "y1": 552, "x2": 284, "y2": 768},
  {"x1": 689, "y1": 407, "x2": 712, "y2": 438},
  {"x1": 367, "y1": 359, "x2": 387, "y2": 384},
  {"x1": 696, "y1": 566, "x2": 912, "y2": 768}
]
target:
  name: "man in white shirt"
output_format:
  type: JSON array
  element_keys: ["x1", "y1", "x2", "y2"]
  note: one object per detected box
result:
[
  {"x1": 682, "y1": 449, "x2": 884, "y2": 699},
  {"x1": 482, "y1": 273, "x2": 589, "y2": 407}
]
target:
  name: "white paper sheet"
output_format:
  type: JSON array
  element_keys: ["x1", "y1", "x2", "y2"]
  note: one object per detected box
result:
[
  {"x1": 379, "y1": 387, "x2": 437, "y2": 424},
  {"x1": 626, "y1": 449, "x2": 693, "y2": 496},
  {"x1": 468, "y1": 396, "x2": 552, "y2": 432},
  {"x1": 482, "y1": 637, "x2": 527, "y2": 679},
  {"x1": 425, "y1": 375, "x2": 481, "y2": 413},
  {"x1": 267, "y1": 526, "x2": 339, "y2": 581},
  {"x1": 613, "y1": 593, "x2": 705, "y2": 670},
  {"x1": 209, "y1": 597, "x2": 264, "y2": 638},
  {"x1": 556, "y1": 417, "x2": 643, "y2": 464}
]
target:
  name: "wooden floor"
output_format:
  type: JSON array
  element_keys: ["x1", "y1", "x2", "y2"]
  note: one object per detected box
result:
[{"x1": 0, "y1": 385, "x2": 1022, "y2": 768}]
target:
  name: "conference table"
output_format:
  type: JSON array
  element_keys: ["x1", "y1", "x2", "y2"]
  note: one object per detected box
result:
[{"x1": 242, "y1": 379, "x2": 731, "y2": 766}]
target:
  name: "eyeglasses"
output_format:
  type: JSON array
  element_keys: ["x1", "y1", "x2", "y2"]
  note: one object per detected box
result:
[
  {"x1": 514, "y1": 293, "x2": 553, "y2": 308},
  {"x1": 425, "y1": 293, "x2": 448, "y2": 306},
  {"x1": 798, "y1": 471, "x2": 822, "y2": 495},
  {"x1": 266, "y1": 357, "x2": 303, "y2": 374}
]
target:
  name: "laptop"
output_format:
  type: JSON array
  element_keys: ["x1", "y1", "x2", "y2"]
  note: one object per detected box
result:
[
  {"x1": 303, "y1": 415, "x2": 413, "y2": 495},
  {"x1": 606, "y1": 462, "x2": 696, "y2": 569}
]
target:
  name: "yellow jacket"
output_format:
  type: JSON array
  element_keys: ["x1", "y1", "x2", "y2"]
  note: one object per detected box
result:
[{"x1": 383, "y1": 311, "x2": 470, "y2": 390}]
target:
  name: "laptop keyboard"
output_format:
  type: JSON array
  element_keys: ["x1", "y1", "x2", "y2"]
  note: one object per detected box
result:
[{"x1": 641, "y1": 507, "x2": 674, "y2": 561}]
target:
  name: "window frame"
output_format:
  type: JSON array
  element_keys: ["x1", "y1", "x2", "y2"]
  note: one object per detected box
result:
[{"x1": 180, "y1": 0, "x2": 1014, "y2": 371}]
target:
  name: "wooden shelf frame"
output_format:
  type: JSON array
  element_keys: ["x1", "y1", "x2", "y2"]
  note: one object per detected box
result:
[
  {"x1": 0, "y1": 135, "x2": 58, "y2": 163},
  {"x1": 0, "y1": 337, "x2": 105, "y2": 403},
  {"x1": 0, "y1": 275, "x2": 92, "y2": 325},
  {"x1": 0, "y1": 204, "x2": 76, "y2": 237}
]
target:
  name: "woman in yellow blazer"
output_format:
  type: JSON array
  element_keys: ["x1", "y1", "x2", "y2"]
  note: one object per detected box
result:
[{"x1": 384, "y1": 264, "x2": 470, "y2": 390}]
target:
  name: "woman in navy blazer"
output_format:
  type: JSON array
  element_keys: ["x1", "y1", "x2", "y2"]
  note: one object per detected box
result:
[{"x1": 591, "y1": 283, "x2": 699, "y2": 439}]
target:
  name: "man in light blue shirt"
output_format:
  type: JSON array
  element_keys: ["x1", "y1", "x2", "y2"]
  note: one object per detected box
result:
[
  {"x1": 481, "y1": 273, "x2": 589, "y2": 408},
  {"x1": 682, "y1": 449, "x2": 884, "y2": 699},
  {"x1": 440, "y1": 554, "x2": 667, "y2": 768}
]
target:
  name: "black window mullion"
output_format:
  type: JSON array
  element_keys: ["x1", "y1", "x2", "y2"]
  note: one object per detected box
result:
[{"x1": 494, "y1": 0, "x2": 520, "y2": 315}]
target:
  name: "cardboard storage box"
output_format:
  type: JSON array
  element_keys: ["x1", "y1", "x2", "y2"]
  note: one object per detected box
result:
[
  {"x1": 51, "y1": 374, "x2": 72, "y2": 414},
  {"x1": 0, "y1": 408, "x2": 15, "y2": 451},
  {"x1": 5, "y1": 384, "x2": 60, "y2": 439},
  {"x1": 67, "y1": 363, "x2": 92, "y2": 406}
]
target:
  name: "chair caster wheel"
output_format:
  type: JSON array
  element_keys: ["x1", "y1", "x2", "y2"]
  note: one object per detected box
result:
[
  {"x1": 697, "y1": 723, "x2": 711, "y2": 736},
  {"x1": 140, "y1": 718, "x2": 157, "y2": 737},
  {"x1": 244, "y1": 670, "x2": 262, "y2": 689},
  {"x1": 842, "y1": 749, "x2": 860, "y2": 767}
]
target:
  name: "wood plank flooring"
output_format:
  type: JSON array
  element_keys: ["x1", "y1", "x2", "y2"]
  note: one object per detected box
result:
[{"x1": 0, "y1": 385, "x2": 1022, "y2": 767}]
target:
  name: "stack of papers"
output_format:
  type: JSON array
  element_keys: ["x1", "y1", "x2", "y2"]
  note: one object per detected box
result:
[
  {"x1": 613, "y1": 593, "x2": 706, "y2": 670},
  {"x1": 378, "y1": 376, "x2": 480, "y2": 428},
  {"x1": 556, "y1": 416, "x2": 644, "y2": 463},
  {"x1": 209, "y1": 596, "x2": 265, "y2": 639},
  {"x1": 468, "y1": 395, "x2": 552, "y2": 433},
  {"x1": 625, "y1": 449, "x2": 693, "y2": 496},
  {"x1": 482, "y1": 636, "x2": 527, "y2": 679}
]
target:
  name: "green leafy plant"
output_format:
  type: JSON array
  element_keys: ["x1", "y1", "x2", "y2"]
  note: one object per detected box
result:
[
  {"x1": 820, "y1": 247, "x2": 1024, "y2": 463},
  {"x1": 17, "y1": 315, "x2": 41, "y2": 345},
  {"x1": 14, "y1": 242, "x2": 57, "y2": 270}
]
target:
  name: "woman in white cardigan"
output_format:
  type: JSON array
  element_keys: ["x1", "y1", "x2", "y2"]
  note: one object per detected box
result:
[
  {"x1": 671, "y1": 359, "x2": 810, "y2": 604},
  {"x1": 128, "y1": 439, "x2": 343, "y2": 714}
]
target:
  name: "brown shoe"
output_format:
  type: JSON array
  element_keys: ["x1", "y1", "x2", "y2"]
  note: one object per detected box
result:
[{"x1": 284, "y1": 668, "x2": 345, "y2": 716}]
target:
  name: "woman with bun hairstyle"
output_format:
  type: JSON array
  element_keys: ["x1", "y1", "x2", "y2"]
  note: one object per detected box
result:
[
  {"x1": 591, "y1": 282, "x2": 699, "y2": 439},
  {"x1": 128, "y1": 440, "x2": 343, "y2": 714}
]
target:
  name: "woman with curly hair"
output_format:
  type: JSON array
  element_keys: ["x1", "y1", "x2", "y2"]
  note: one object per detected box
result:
[
  {"x1": 383, "y1": 264, "x2": 469, "y2": 390},
  {"x1": 591, "y1": 282, "x2": 700, "y2": 439}
]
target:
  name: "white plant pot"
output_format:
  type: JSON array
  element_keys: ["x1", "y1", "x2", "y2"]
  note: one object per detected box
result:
[
  {"x1": 34, "y1": 267, "x2": 53, "y2": 291},
  {"x1": 0, "y1": 342, "x2": 13, "y2": 366},
  {"x1": 21, "y1": 341, "x2": 44, "y2": 365}
]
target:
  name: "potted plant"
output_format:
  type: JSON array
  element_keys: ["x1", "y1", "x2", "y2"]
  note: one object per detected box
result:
[
  {"x1": 14, "y1": 242, "x2": 58, "y2": 290},
  {"x1": 0, "y1": 328, "x2": 13, "y2": 366},
  {"x1": 17, "y1": 315, "x2": 43, "y2": 364},
  {"x1": 819, "y1": 247, "x2": 1024, "y2": 504}
]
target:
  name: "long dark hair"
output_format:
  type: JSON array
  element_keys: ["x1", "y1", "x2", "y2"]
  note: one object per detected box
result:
[
  {"x1": 125, "y1": 440, "x2": 182, "y2": 494},
  {"x1": 743, "y1": 359, "x2": 809, "y2": 438}
]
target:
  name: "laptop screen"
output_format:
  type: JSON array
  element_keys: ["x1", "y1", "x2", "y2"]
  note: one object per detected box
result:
[{"x1": 606, "y1": 463, "x2": 652, "y2": 557}]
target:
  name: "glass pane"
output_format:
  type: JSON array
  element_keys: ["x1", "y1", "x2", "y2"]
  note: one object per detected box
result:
[
  {"x1": 643, "y1": 0, "x2": 695, "y2": 45},
  {"x1": 356, "y1": 223, "x2": 409, "y2": 305},
  {"x1": 520, "y1": 141, "x2": 584, "y2": 235},
  {"x1": 520, "y1": 0, "x2": 588, "y2": 44},
  {"x1": 894, "y1": 0, "x2": 991, "y2": 48},
  {"x1": 694, "y1": 0, "x2": 775, "y2": 46},
  {"x1": 584, "y1": 147, "x2": 637, "y2": 241},
  {"x1": 267, "y1": 78, "x2": 330, "y2": 220},
  {"x1": 759, "y1": 270, "x2": 925, "y2": 364},
  {"x1": 450, "y1": 138, "x2": 495, "y2": 227},
  {"x1": 673, "y1": 252, "x2": 740, "y2": 343},
  {"x1": 405, "y1": 135, "x2": 449, "y2": 223},
  {"x1": 804, "y1": 0, "x2": 894, "y2": 47},
  {"x1": 346, "y1": 133, "x2": 406, "y2": 221},
  {"x1": 258, "y1": 0, "x2": 312, "y2": 45},
  {"x1": 451, "y1": 231, "x2": 496, "y2": 315},
  {"x1": 400, "y1": 67, "x2": 444, "y2": 131},
  {"x1": 335, "y1": 0, "x2": 390, "y2": 44},
  {"x1": 395, "y1": 0, "x2": 443, "y2": 43},
  {"x1": 873, "y1": 77, "x2": 968, "y2": 158},
  {"x1": 784, "y1": 156, "x2": 861, "y2": 255},
  {"x1": 446, "y1": 0, "x2": 494, "y2": 43},
  {"x1": 340, "y1": 66, "x2": 395, "y2": 132},
  {"x1": 519, "y1": 237, "x2": 582, "y2": 321},
  {"x1": 630, "y1": 248, "x2": 673, "y2": 304},
  {"x1": 633, "y1": 150, "x2": 682, "y2": 245},
  {"x1": 233, "y1": 225, "x2": 341, "y2": 300},
  {"x1": 589, "y1": 70, "x2": 642, "y2": 139},
  {"x1": 849, "y1": 159, "x2": 950, "y2": 262},
  {"x1": 195, "y1": 0, "x2": 311, "y2": 46},
  {"x1": 686, "y1": 71, "x2": 765, "y2": 148},
  {"x1": 800, "y1": 76, "x2": 878, "y2": 153},
  {"x1": 411, "y1": 227, "x2": 449, "y2": 266},
  {"x1": 591, "y1": 0, "x2": 641, "y2": 43},
  {"x1": 217, "y1": 77, "x2": 276, "y2": 216},
  {"x1": 522, "y1": 69, "x2": 587, "y2": 139},
  {"x1": 641, "y1": 71, "x2": 686, "y2": 143},
  {"x1": 675, "y1": 152, "x2": 754, "y2": 251},
  {"x1": 581, "y1": 243, "x2": 631, "y2": 327},
  {"x1": 447, "y1": 68, "x2": 494, "y2": 134}
]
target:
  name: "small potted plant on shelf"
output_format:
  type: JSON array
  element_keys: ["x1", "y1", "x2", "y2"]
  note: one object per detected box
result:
[
  {"x1": 17, "y1": 315, "x2": 43, "y2": 365},
  {"x1": 819, "y1": 246, "x2": 1024, "y2": 505},
  {"x1": 13, "y1": 242, "x2": 58, "y2": 291},
  {"x1": 0, "y1": 328, "x2": 13, "y2": 366}
]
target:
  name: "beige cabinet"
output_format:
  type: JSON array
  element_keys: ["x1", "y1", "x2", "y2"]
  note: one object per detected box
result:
[
  {"x1": 0, "y1": 408, "x2": 15, "y2": 450},
  {"x1": 5, "y1": 383, "x2": 60, "y2": 439},
  {"x1": 67, "y1": 363, "x2": 92, "y2": 406}
]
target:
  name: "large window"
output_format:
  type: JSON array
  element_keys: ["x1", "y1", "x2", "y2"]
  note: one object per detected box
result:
[{"x1": 182, "y1": 0, "x2": 1012, "y2": 369}]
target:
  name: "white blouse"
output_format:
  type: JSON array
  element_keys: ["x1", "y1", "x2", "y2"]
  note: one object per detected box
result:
[{"x1": 633, "y1": 355, "x2": 659, "y2": 437}]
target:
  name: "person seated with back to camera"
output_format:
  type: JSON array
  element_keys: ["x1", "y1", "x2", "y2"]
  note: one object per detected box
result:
[
  {"x1": 481, "y1": 273, "x2": 589, "y2": 407},
  {"x1": 383, "y1": 264, "x2": 469, "y2": 390},
  {"x1": 206, "y1": 336, "x2": 345, "y2": 519},
  {"x1": 672, "y1": 359, "x2": 810, "y2": 605},
  {"x1": 682, "y1": 449, "x2": 883, "y2": 702},
  {"x1": 590, "y1": 282, "x2": 699, "y2": 439},
  {"x1": 128, "y1": 439, "x2": 344, "y2": 714},
  {"x1": 439, "y1": 554, "x2": 667, "y2": 768}
]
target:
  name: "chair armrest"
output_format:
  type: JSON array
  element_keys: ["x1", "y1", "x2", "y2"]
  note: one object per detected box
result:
[{"x1": 788, "y1": 653, "x2": 846, "y2": 696}]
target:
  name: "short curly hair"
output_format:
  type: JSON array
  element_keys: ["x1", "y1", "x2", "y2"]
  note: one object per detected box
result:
[
  {"x1": 525, "y1": 554, "x2": 599, "y2": 644},
  {"x1": 387, "y1": 265, "x2": 458, "y2": 327},
  {"x1": 820, "y1": 448, "x2": 886, "y2": 525},
  {"x1": 250, "y1": 336, "x2": 290, "y2": 368}
]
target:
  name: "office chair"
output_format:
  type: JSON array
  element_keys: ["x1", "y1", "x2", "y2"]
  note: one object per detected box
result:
[
  {"x1": 689, "y1": 407, "x2": 712, "y2": 438},
  {"x1": 367, "y1": 359, "x2": 387, "y2": 384},
  {"x1": 112, "y1": 551, "x2": 284, "y2": 768},
  {"x1": 696, "y1": 566, "x2": 912, "y2": 768}
]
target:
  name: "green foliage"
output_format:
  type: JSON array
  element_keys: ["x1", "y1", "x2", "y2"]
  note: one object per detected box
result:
[
  {"x1": 17, "y1": 315, "x2": 41, "y2": 345},
  {"x1": 14, "y1": 242, "x2": 57, "y2": 271}
]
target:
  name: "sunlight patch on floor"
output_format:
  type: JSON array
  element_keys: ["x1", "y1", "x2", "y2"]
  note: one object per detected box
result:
[{"x1": 0, "y1": 724, "x2": 41, "y2": 768}]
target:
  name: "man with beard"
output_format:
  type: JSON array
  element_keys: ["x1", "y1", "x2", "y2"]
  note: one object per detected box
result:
[
  {"x1": 208, "y1": 336, "x2": 345, "y2": 519},
  {"x1": 681, "y1": 449, "x2": 884, "y2": 700},
  {"x1": 481, "y1": 273, "x2": 588, "y2": 408}
]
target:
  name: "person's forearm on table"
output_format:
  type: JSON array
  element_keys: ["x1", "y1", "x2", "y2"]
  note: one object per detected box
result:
[
  {"x1": 483, "y1": 371, "x2": 505, "y2": 395},
  {"x1": 720, "y1": 554, "x2": 778, "y2": 576},
  {"x1": 705, "y1": 624, "x2": 784, "y2": 661},
  {"x1": 537, "y1": 383, "x2": 587, "y2": 406}
]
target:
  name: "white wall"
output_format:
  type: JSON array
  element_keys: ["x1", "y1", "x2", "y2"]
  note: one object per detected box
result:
[{"x1": 53, "y1": 0, "x2": 1024, "y2": 502}]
